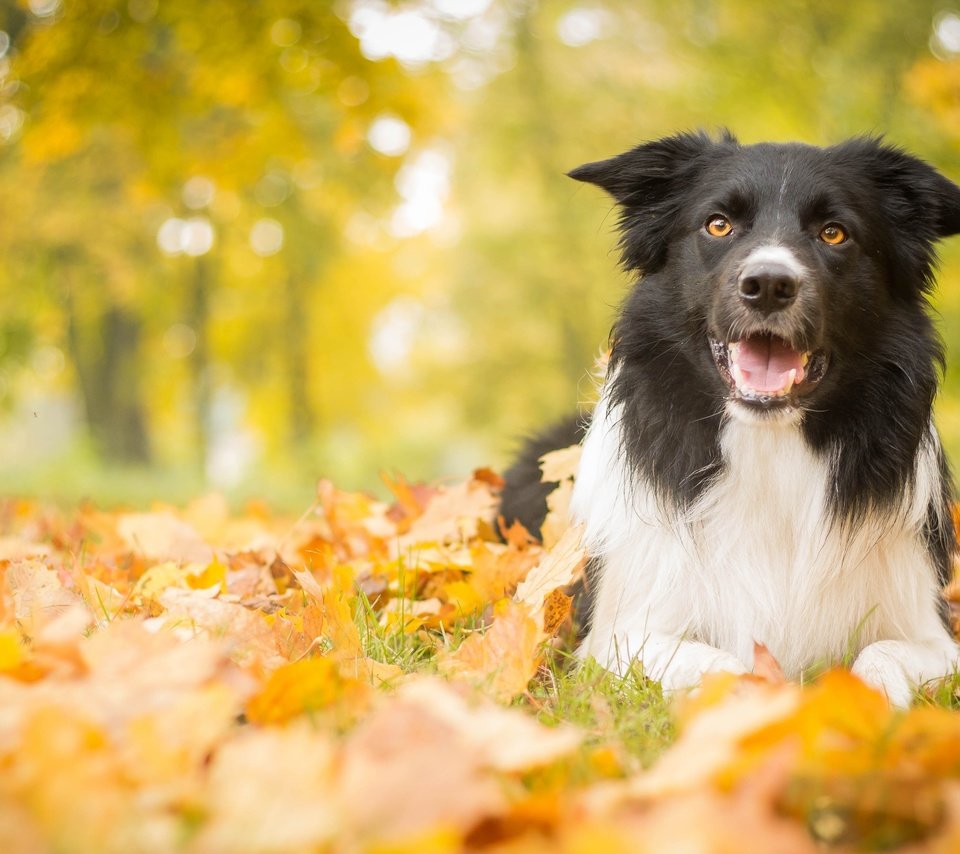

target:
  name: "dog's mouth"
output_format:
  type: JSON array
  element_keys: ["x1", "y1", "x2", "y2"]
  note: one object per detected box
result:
[{"x1": 709, "y1": 333, "x2": 828, "y2": 408}]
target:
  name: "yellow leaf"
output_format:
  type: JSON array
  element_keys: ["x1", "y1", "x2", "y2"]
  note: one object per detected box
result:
[
  {"x1": 514, "y1": 524, "x2": 586, "y2": 626},
  {"x1": 187, "y1": 556, "x2": 227, "y2": 593},
  {"x1": 0, "y1": 629, "x2": 23, "y2": 670},
  {"x1": 541, "y1": 477, "x2": 575, "y2": 548},
  {"x1": 444, "y1": 580, "x2": 485, "y2": 616},
  {"x1": 246, "y1": 657, "x2": 368, "y2": 725},
  {"x1": 133, "y1": 561, "x2": 189, "y2": 604}
]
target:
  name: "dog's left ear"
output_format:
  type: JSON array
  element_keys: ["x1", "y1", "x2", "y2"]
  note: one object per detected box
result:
[
  {"x1": 927, "y1": 168, "x2": 960, "y2": 238},
  {"x1": 838, "y1": 138, "x2": 960, "y2": 292},
  {"x1": 865, "y1": 141, "x2": 960, "y2": 239},
  {"x1": 569, "y1": 131, "x2": 736, "y2": 274}
]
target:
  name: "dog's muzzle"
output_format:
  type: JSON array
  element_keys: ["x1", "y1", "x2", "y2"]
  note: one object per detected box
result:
[{"x1": 710, "y1": 334, "x2": 828, "y2": 408}]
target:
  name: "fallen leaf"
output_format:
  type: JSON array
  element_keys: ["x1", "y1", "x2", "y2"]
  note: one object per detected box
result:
[
  {"x1": 117, "y1": 512, "x2": 214, "y2": 564},
  {"x1": 6, "y1": 560, "x2": 84, "y2": 638},
  {"x1": 514, "y1": 524, "x2": 586, "y2": 627},
  {"x1": 394, "y1": 478, "x2": 498, "y2": 556},
  {"x1": 438, "y1": 599, "x2": 541, "y2": 701},
  {"x1": 753, "y1": 641, "x2": 788, "y2": 684},
  {"x1": 337, "y1": 681, "x2": 506, "y2": 845},
  {"x1": 542, "y1": 588, "x2": 573, "y2": 636},
  {"x1": 397, "y1": 678, "x2": 581, "y2": 772},
  {"x1": 539, "y1": 444, "x2": 582, "y2": 483},
  {"x1": 192, "y1": 724, "x2": 339, "y2": 852},
  {"x1": 541, "y1": 477, "x2": 575, "y2": 548},
  {"x1": 246, "y1": 657, "x2": 369, "y2": 725}
]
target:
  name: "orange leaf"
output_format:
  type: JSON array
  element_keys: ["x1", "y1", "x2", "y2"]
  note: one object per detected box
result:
[
  {"x1": 752, "y1": 641, "x2": 787, "y2": 684},
  {"x1": 246, "y1": 657, "x2": 368, "y2": 725},
  {"x1": 438, "y1": 599, "x2": 541, "y2": 702}
]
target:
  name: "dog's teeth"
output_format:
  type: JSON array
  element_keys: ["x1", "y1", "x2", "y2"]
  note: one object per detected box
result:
[
  {"x1": 782, "y1": 368, "x2": 797, "y2": 395},
  {"x1": 732, "y1": 362, "x2": 746, "y2": 390},
  {"x1": 800, "y1": 352, "x2": 809, "y2": 367}
]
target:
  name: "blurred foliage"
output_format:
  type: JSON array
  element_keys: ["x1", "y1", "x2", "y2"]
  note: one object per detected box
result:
[{"x1": 2, "y1": 0, "x2": 960, "y2": 505}]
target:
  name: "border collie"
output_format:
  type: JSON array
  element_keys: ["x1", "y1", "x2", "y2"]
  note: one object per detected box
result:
[{"x1": 500, "y1": 131, "x2": 960, "y2": 706}]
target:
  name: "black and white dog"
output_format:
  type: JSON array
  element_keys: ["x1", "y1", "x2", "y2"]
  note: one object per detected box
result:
[{"x1": 501, "y1": 132, "x2": 960, "y2": 705}]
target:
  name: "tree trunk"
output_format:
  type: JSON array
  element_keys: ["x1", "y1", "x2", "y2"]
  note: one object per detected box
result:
[
  {"x1": 188, "y1": 255, "x2": 212, "y2": 473},
  {"x1": 284, "y1": 270, "x2": 315, "y2": 449},
  {"x1": 61, "y1": 250, "x2": 152, "y2": 465}
]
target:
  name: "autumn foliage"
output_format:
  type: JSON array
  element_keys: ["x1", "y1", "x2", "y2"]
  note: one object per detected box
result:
[{"x1": 2, "y1": 462, "x2": 960, "y2": 852}]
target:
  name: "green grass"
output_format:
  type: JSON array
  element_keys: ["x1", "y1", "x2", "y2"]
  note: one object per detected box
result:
[
  {"x1": 347, "y1": 586, "x2": 960, "y2": 802},
  {"x1": 527, "y1": 653, "x2": 676, "y2": 771},
  {"x1": 351, "y1": 589, "x2": 677, "y2": 777}
]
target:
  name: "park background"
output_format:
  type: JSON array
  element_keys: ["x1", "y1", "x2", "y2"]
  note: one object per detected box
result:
[{"x1": 2, "y1": 0, "x2": 960, "y2": 509}]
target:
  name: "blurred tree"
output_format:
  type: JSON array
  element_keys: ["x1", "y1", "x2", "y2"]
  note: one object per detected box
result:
[
  {"x1": 0, "y1": 0, "x2": 443, "y2": 474},
  {"x1": 422, "y1": 0, "x2": 960, "y2": 460},
  {"x1": 1, "y1": 0, "x2": 960, "y2": 501}
]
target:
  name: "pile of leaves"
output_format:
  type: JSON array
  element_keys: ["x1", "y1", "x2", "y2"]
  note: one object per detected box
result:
[{"x1": 3, "y1": 457, "x2": 960, "y2": 852}]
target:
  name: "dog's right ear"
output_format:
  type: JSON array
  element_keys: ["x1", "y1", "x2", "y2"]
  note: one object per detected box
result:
[{"x1": 569, "y1": 131, "x2": 735, "y2": 273}]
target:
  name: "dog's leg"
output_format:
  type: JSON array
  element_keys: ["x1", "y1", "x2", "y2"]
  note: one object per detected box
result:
[
  {"x1": 584, "y1": 630, "x2": 748, "y2": 692},
  {"x1": 851, "y1": 635, "x2": 960, "y2": 707}
]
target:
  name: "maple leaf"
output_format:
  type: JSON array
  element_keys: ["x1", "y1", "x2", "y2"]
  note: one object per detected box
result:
[
  {"x1": 539, "y1": 444, "x2": 582, "y2": 483},
  {"x1": 336, "y1": 678, "x2": 578, "y2": 846},
  {"x1": 393, "y1": 476, "x2": 499, "y2": 556},
  {"x1": 397, "y1": 678, "x2": 582, "y2": 772},
  {"x1": 157, "y1": 586, "x2": 281, "y2": 666},
  {"x1": 5, "y1": 560, "x2": 86, "y2": 639},
  {"x1": 514, "y1": 523, "x2": 586, "y2": 632},
  {"x1": 438, "y1": 599, "x2": 542, "y2": 701},
  {"x1": 116, "y1": 512, "x2": 214, "y2": 564},
  {"x1": 538, "y1": 445, "x2": 582, "y2": 548},
  {"x1": 296, "y1": 564, "x2": 403, "y2": 685}
]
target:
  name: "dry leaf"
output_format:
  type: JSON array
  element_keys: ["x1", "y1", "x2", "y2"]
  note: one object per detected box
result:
[
  {"x1": 539, "y1": 444, "x2": 582, "y2": 483},
  {"x1": 6, "y1": 560, "x2": 84, "y2": 638},
  {"x1": 338, "y1": 681, "x2": 507, "y2": 844},
  {"x1": 394, "y1": 478, "x2": 498, "y2": 556},
  {"x1": 117, "y1": 512, "x2": 214, "y2": 564},
  {"x1": 246, "y1": 657, "x2": 369, "y2": 725},
  {"x1": 398, "y1": 678, "x2": 581, "y2": 772},
  {"x1": 514, "y1": 524, "x2": 586, "y2": 627},
  {"x1": 753, "y1": 641, "x2": 788, "y2": 684},
  {"x1": 438, "y1": 599, "x2": 541, "y2": 701},
  {"x1": 192, "y1": 725, "x2": 338, "y2": 852}
]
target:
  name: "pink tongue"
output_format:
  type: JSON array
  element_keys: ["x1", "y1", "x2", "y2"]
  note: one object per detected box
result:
[{"x1": 734, "y1": 336, "x2": 805, "y2": 393}]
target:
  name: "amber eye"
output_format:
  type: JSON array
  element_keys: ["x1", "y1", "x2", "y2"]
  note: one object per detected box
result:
[
  {"x1": 819, "y1": 223, "x2": 847, "y2": 245},
  {"x1": 705, "y1": 215, "x2": 733, "y2": 238}
]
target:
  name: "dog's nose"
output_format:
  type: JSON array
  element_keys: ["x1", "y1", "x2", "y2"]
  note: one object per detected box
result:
[{"x1": 738, "y1": 263, "x2": 800, "y2": 313}]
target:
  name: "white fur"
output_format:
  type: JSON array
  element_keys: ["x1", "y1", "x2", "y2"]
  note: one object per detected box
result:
[
  {"x1": 571, "y1": 385, "x2": 959, "y2": 705},
  {"x1": 742, "y1": 244, "x2": 806, "y2": 276}
]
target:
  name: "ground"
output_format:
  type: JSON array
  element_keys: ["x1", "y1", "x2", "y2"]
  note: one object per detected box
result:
[{"x1": 1, "y1": 459, "x2": 960, "y2": 853}]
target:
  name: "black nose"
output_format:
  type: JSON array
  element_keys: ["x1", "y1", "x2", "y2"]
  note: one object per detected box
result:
[{"x1": 738, "y1": 263, "x2": 799, "y2": 313}]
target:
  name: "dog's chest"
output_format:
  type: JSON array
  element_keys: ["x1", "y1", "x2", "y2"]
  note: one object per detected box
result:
[
  {"x1": 573, "y1": 400, "x2": 934, "y2": 676},
  {"x1": 690, "y1": 420, "x2": 863, "y2": 670}
]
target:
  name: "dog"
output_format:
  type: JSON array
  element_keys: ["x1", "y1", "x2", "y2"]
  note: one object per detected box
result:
[{"x1": 500, "y1": 131, "x2": 960, "y2": 706}]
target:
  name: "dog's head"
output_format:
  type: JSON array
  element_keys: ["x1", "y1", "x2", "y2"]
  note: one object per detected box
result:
[{"x1": 571, "y1": 132, "x2": 960, "y2": 418}]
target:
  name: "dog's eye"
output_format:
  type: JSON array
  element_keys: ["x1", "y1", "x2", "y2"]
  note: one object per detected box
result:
[
  {"x1": 819, "y1": 223, "x2": 848, "y2": 245},
  {"x1": 705, "y1": 216, "x2": 733, "y2": 238}
]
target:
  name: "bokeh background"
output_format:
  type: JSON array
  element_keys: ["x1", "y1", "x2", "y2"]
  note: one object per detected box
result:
[{"x1": 3, "y1": 0, "x2": 960, "y2": 508}]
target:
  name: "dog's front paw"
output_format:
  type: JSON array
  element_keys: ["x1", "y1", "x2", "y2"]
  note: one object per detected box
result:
[
  {"x1": 851, "y1": 639, "x2": 959, "y2": 708},
  {"x1": 851, "y1": 643, "x2": 915, "y2": 707},
  {"x1": 653, "y1": 643, "x2": 749, "y2": 693}
]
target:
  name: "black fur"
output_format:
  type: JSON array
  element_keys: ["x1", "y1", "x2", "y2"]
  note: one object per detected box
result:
[
  {"x1": 500, "y1": 415, "x2": 585, "y2": 538},
  {"x1": 502, "y1": 132, "x2": 960, "y2": 598}
]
